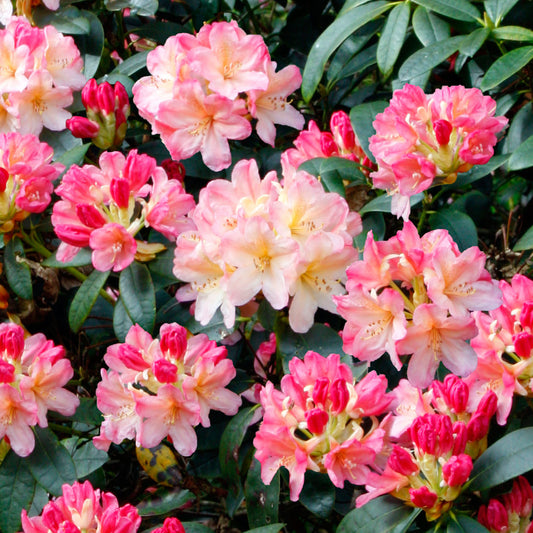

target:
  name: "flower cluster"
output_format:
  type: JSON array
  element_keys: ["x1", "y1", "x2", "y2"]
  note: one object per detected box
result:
[
  {"x1": 132, "y1": 20, "x2": 304, "y2": 171},
  {"x1": 369, "y1": 84, "x2": 508, "y2": 219},
  {"x1": 172, "y1": 158, "x2": 361, "y2": 333},
  {"x1": 334, "y1": 221, "x2": 501, "y2": 387},
  {"x1": 151, "y1": 517, "x2": 186, "y2": 533},
  {"x1": 358, "y1": 375, "x2": 498, "y2": 520},
  {"x1": 52, "y1": 149, "x2": 195, "y2": 272},
  {"x1": 94, "y1": 323, "x2": 242, "y2": 456},
  {"x1": 478, "y1": 476, "x2": 533, "y2": 533},
  {"x1": 0, "y1": 16, "x2": 85, "y2": 135},
  {"x1": 254, "y1": 351, "x2": 392, "y2": 501},
  {"x1": 466, "y1": 274, "x2": 533, "y2": 425},
  {"x1": 0, "y1": 131, "x2": 63, "y2": 234},
  {"x1": 282, "y1": 110, "x2": 371, "y2": 175},
  {"x1": 20, "y1": 480, "x2": 141, "y2": 533},
  {"x1": 0, "y1": 322, "x2": 79, "y2": 457}
]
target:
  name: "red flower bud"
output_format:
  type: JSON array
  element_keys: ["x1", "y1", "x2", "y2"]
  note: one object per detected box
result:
[
  {"x1": 467, "y1": 412, "x2": 490, "y2": 442},
  {"x1": 117, "y1": 344, "x2": 150, "y2": 371},
  {"x1": 477, "y1": 390, "x2": 498, "y2": 418},
  {"x1": 452, "y1": 421, "x2": 467, "y2": 455},
  {"x1": 433, "y1": 119, "x2": 453, "y2": 145},
  {"x1": 66, "y1": 116, "x2": 100, "y2": 139},
  {"x1": 81, "y1": 78, "x2": 98, "y2": 110},
  {"x1": 320, "y1": 132, "x2": 337, "y2": 157},
  {"x1": 330, "y1": 378, "x2": 349, "y2": 414},
  {"x1": 330, "y1": 110, "x2": 356, "y2": 152},
  {"x1": 153, "y1": 358, "x2": 178, "y2": 383},
  {"x1": 388, "y1": 445, "x2": 418, "y2": 476},
  {"x1": 520, "y1": 301, "x2": 533, "y2": 330},
  {"x1": 442, "y1": 454, "x2": 473, "y2": 487},
  {"x1": 514, "y1": 331, "x2": 533, "y2": 359},
  {"x1": 0, "y1": 323, "x2": 24, "y2": 360},
  {"x1": 159, "y1": 324, "x2": 188, "y2": 360},
  {"x1": 152, "y1": 517, "x2": 186, "y2": 533},
  {"x1": 305, "y1": 408, "x2": 329, "y2": 435},
  {"x1": 110, "y1": 178, "x2": 130, "y2": 209},
  {"x1": 312, "y1": 377, "x2": 329, "y2": 407},
  {"x1": 411, "y1": 414, "x2": 453, "y2": 456},
  {"x1": 97, "y1": 81, "x2": 115, "y2": 115},
  {"x1": 409, "y1": 486, "x2": 438, "y2": 509},
  {"x1": 0, "y1": 359, "x2": 15, "y2": 383},
  {"x1": 161, "y1": 159, "x2": 186, "y2": 183},
  {"x1": 76, "y1": 204, "x2": 106, "y2": 229},
  {"x1": 478, "y1": 499, "x2": 508, "y2": 532},
  {"x1": 0, "y1": 168, "x2": 9, "y2": 193}
]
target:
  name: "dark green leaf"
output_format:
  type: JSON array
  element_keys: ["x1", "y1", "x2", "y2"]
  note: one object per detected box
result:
[
  {"x1": 131, "y1": 21, "x2": 188, "y2": 43},
  {"x1": 184, "y1": 309, "x2": 237, "y2": 343},
  {"x1": 359, "y1": 193, "x2": 424, "y2": 215},
  {"x1": 492, "y1": 26, "x2": 533, "y2": 42},
  {"x1": 43, "y1": 247, "x2": 93, "y2": 268},
  {"x1": 4, "y1": 237, "x2": 32, "y2": 300},
  {"x1": 299, "y1": 471, "x2": 335, "y2": 518},
  {"x1": 354, "y1": 212, "x2": 386, "y2": 250},
  {"x1": 508, "y1": 133, "x2": 533, "y2": 170},
  {"x1": 137, "y1": 489, "x2": 193, "y2": 516},
  {"x1": 377, "y1": 3, "x2": 410, "y2": 78},
  {"x1": 113, "y1": 297, "x2": 135, "y2": 342},
  {"x1": 398, "y1": 35, "x2": 465, "y2": 82},
  {"x1": 105, "y1": 0, "x2": 158, "y2": 15},
  {"x1": 62, "y1": 438, "x2": 108, "y2": 478},
  {"x1": 219, "y1": 406, "x2": 258, "y2": 517},
  {"x1": 244, "y1": 525, "x2": 285, "y2": 533},
  {"x1": 459, "y1": 27, "x2": 490, "y2": 57},
  {"x1": 26, "y1": 427, "x2": 77, "y2": 496},
  {"x1": 54, "y1": 144, "x2": 90, "y2": 176},
  {"x1": 412, "y1": 0, "x2": 480, "y2": 21},
  {"x1": 28, "y1": 484, "x2": 49, "y2": 518},
  {"x1": 74, "y1": 10, "x2": 104, "y2": 79},
  {"x1": 485, "y1": 0, "x2": 520, "y2": 25},
  {"x1": 245, "y1": 459, "x2": 280, "y2": 529},
  {"x1": 453, "y1": 154, "x2": 509, "y2": 187},
  {"x1": 182, "y1": 524, "x2": 214, "y2": 533},
  {"x1": 480, "y1": 46, "x2": 533, "y2": 91},
  {"x1": 469, "y1": 427, "x2": 533, "y2": 491},
  {"x1": 447, "y1": 514, "x2": 490, "y2": 532},
  {"x1": 349, "y1": 100, "x2": 388, "y2": 162},
  {"x1": 119, "y1": 262, "x2": 156, "y2": 333},
  {"x1": 58, "y1": 397, "x2": 103, "y2": 425},
  {"x1": 504, "y1": 101, "x2": 533, "y2": 154},
  {"x1": 301, "y1": 1, "x2": 391, "y2": 101},
  {"x1": 0, "y1": 451, "x2": 36, "y2": 533},
  {"x1": 412, "y1": 6, "x2": 450, "y2": 46},
  {"x1": 429, "y1": 209, "x2": 478, "y2": 251},
  {"x1": 111, "y1": 51, "x2": 149, "y2": 76},
  {"x1": 39, "y1": 128, "x2": 82, "y2": 160},
  {"x1": 33, "y1": 5, "x2": 91, "y2": 34},
  {"x1": 337, "y1": 495, "x2": 414, "y2": 533},
  {"x1": 68, "y1": 269, "x2": 110, "y2": 333},
  {"x1": 514, "y1": 225, "x2": 533, "y2": 251}
]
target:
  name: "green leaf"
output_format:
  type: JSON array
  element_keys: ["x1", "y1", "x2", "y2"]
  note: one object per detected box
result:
[
  {"x1": 68, "y1": 269, "x2": 110, "y2": 333},
  {"x1": 514, "y1": 225, "x2": 533, "y2": 251},
  {"x1": 298, "y1": 157, "x2": 367, "y2": 195},
  {"x1": 412, "y1": 0, "x2": 480, "y2": 21},
  {"x1": 429, "y1": 209, "x2": 478, "y2": 251},
  {"x1": 480, "y1": 46, "x2": 533, "y2": 91},
  {"x1": 0, "y1": 450, "x2": 36, "y2": 533},
  {"x1": 244, "y1": 525, "x2": 285, "y2": 533},
  {"x1": 453, "y1": 154, "x2": 510, "y2": 187},
  {"x1": 508, "y1": 133, "x2": 533, "y2": 170},
  {"x1": 301, "y1": 1, "x2": 391, "y2": 101},
  {"x1": 111, "y1": 50, "x2": 149, "y2": 76},
  {"x1": 119, "y1": 262, "x2": 156, "y2": 333},
  {"x1": 39, "y1": 128, "x2": 82, "y2": 160},
  {"x1": 43, "y1": 247, "x2": 93, "y2": 268},
  {"x1": 26, "y1": 427, "x2": 77, "y2": 496},
  {"x1": 62, "y1": 438, "x2": 108, "y2": 478},
  {"x1": 398, "y1": 35, "x2": 465, "y2": 82},
  {"x1": 354, "y1": 212, "x2": 386, "y2": 250},
  {"x1": 377, "y1": 3, "x2": 410, "y2": 78},
  {"x1": 105, "y1": 0, "x2": 158, "y2": 16},
  {"x1": 54, "y1": 144, "x2": 90, "y2": 177},
  {"x1": 58, "y1": 397, "x2": 103, "y2": 425},
  {"x1": 4, "y1": 237, "x2": 32, "y2": 300},
  {"x1": 492, "y1": 26, "x2": 533, "y2": 42},
  {"x1": 459, "y1": 27, "x2": 491, "y2": 57},
  {"x1": 359, "y1": 193, "x2": 424, "y2": 215},
  {"x1": 299, "y1": 471, "x2": 335, "y2": 518},
  {"x1": 137, "y1": 489, "x2": 193, "y2": 516},
  {"x1": 485, "y1": 0, "x2": 520, "y2": 25},
  {"x1": 74, "y1": 10, "x2": 105, "y2": 79},
  {"x1": 447, "y1": 514, "x2": 489, "y2": 533},
  {"x1": 349, "y1": 100, "x2": 388, "y2": 162},
  {"x1": 182, "y1": 524, "x2": 214, "y2": 533},
  {"x1": 469, "y1": 427, "x2": 533, "y2": 491},
  {"x1": 244, "y1": 459, "x2": 280, "y2": 529},
  {"x1": 33, "y1": 5, "x2": 91, "y2": 34},
  {"x1": 113, "y1": 297, "x2": 135, "y2": 342},
  {"x1": 184, "y1": 309, "x2": 237, "y2": 343},
  {"x1": 412, "y1": 6, "x2": 450, "y2": 46},
  {"x1": 219, "y1": 406, "x2": 258, "y2": 517},
  {"x1": 337, "y1": 495, "x2": 414, "y2": 533}
]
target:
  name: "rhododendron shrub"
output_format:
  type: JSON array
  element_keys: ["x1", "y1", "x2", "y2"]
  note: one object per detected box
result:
[
  {"x1": 0, "y1": 322, "x2": 78, "y2": 456},
  {"x1": 94, "y1": 323, "x2": 241, "y2": 455},
  {"x1": 172, "y1": 158, "x2": 361, "y2": 333},
  {"x1": 132, "y1": 20, "x2": 304, "y2": 171},
  {"x1": 335, "y1": 221, "x2": 501, "y2": 387},
  {"x1": 369, "y1": 85, "x2": 508, "y2": 219}
]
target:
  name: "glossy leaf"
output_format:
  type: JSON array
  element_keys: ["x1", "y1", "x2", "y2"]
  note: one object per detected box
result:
[
  {"x1": 111, "y1": 50, "x2": 150, "y2": 76},
  {"x1": 74, "y1": 10, "x2": 105, "y2": 79},
  {"x1": 0, "y1": 450, "x2": 36, "y2": 533},
  {"x1": 349, "y1": 100, "x2": 388, "y2": 162},
  {"x1": 514, "y1": 225, "x2": 533, "y2": 251},
  {"x1": 492, "y1": 26, "x2": 533, "y2": 42},
  {"x1": 137, "y1": 489, "x2": 194, "y2": 516},
  {"x1": 40, "y1": 128, "x2": 82, "y2": 160},
  {"x1": 301, "y1": 1, "x2": 391, "y2": 101},
  {"x1": 412, "y1": 0, "x2": 480, "y2": 21},
  {"x1": 26, "y1": 427, "x2": 77, "y2": 496},
  {"x1": 68, "y1": 269, "x2": 110, "y2": 333},
  {"x1": 119, "y1": 262, "x2": 156, "y2": 333},
  {"x1": 113, "y1": 297, "x2": 135, "y2": 342},
  {"x1": 508, "y1": 133, "x2": 533, "y2": 170},
  {"x1": 359, "y1": 193, "x2": 424, "y2": 215},
  {"x1": 33, "y1": 5, "x2": 91, "y2": 34},
  {"x1": 244, "y1": 524, "x2": 286, "y2": 533},
  {"x1": 43, "y1": 247, "x2": 93, "y2": 268},
  {"x1": 412, "y1": 5, "x2": 450, "y2": 46},
  {"x1": 453, "y1": 154, "x2": 510, "y2": 187},
  {"x1": 182, "y1": 524, "x2": 214, "y2": 533},
  {"x1": 105, "y1": 0, "x2": 158, "y2": 16},
  {"x1": 61, "y1": 438, "x2": 109, "y2": 478},
  {"x1": 54, "y1": 144, "x2": 90, "y2": 177},
  {"x1": 469, "y1": 427, "x2": 533, "y2": 491},
  {"x1": 377, "y1": 3, "x2": 410, "y2": 78},
  {"x1": 485, "y1": 0, "x2": 520, "y2": 24},
  {"x1": 446, "y1": 514, "x2": 490, "y2": 533},
  {"x1": 4, "y1": 237, "x2": 32, "y2": 300},
  {"x1": 480, "y1": 46, "x2": 533, "y2": 90},
  {"x1": 429, "y1": 209, "x2": 478, "y2": 251},
  {"x1": 354, "y1": 212, "x2": 386, "y2": 250},
  {"x1": 299, "y1": 471, "x2": 335, "y2": 518},
  {"x1": 244, "y1": 459, "x2": 280, "y2": 529},
  {"x1": 459, "y1": 27, "x2": 491, "y2": 57}
]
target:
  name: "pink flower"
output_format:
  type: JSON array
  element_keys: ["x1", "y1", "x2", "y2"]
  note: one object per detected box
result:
[{"x1": 90, "y1": 223, "x2": 137, "y2": 272}]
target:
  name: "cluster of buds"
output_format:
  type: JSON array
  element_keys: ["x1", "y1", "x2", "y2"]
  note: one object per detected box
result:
[
  {"x1": 369, "y1": 84, "x2": 508, "y2": 219},
  {"x1": 0, "y1": 322, "x2": 79, "y2": 457},
  {"x1": 151, "y1": 517, "x2": 186, "y2": 533},
  {"x1": 94, "y1": 323, "x2": 241, "y2": 456},
  {"x1": 253, "y1": 351, "x2": 392, "y2": 501},
  {"x1": 20, "y1": 481, "x2": 141, "y2": 533},
  {"x1": 132, "y1": 20, "x2": 304, "y2": 171},
  {"x1": 478, "y1": 476, "x2": 533, "y2": 533},
  {"x1": 0, "y1": 17, "x2": 85, "y2": 135},
  {"x1": 67, "y1": 79, "x2": 130, "y2": 150},
  {"x1": 334, "y1": 221, "x2": 501, "y2": 387},
  {"x1": 466, "y1": 274, "x2": 533, "y2": 425},
  {"x1": 51, "y1": 149, "x2": 195, "y2": 272},
  {"x1": 282, "y1": 110, "x2": 372, "y2": 176},
  {"x1": 173, "y1": 158, "x2": 361, "y2": 333},
  {"x1": 0, "y1": 132, "x2": 63, "y2": 235}
]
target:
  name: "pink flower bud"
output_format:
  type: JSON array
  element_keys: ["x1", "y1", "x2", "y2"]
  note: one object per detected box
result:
[
  {"x1": 305, "y1": 408, "x2": 329, "y2": 435},
  {"x1": 478, "y1": 499, "x2": 508, "y2": 532},
  {"x1": 411, "y1": 414, "x2": 453, "y2": 456},
  {"x1": 388, "y1": 445, "x2": 418, "y2": 476},
  {"x1": 152, "y1": 517, "x2": 186, "y2": 533},
  {"x1": 153, "y1": 358, "x2": 178, "y2": 383},
  {"x1": 505, "y1": 477, "x2": 533, "y2": 517},
  {"x1": 81, "y1": 78, "x2": 98, "y2": 110},
  {"x1": 0, "y1": 324, "x2": 24, "y2": 360},
  {"x1": 477, "y1": 390, "x2": 498, "y2": 418},
  {"x1": 520, "y1": 302, "x2": 533, "y2": 330},
  {"x1": 0, "y1": 359, "x2": 15, "y2": 383},
  {"x1": 76, "y1": 204, "x2": 106, "y2": 228},
  {"x1": 330, "y1": 378, "x2": 349, "y2": 414},
  {"x1": 320, "y1": 132, "x2": 337, "y2": 157},
  {"x1": 312, "y1": 377, "x2": 329, "y2": 407},
  {"x1": 330, "y1": 110, "x2": 356, "y2": 152},
  {"x1": 433, "y1": 119, "x2": 453, "y2": 145},
  {"x1": 442, "y1": 454, "x2": 473, "y2": 487},
  {"x1": 0, "y1": 168, "x2": 8, "y2": 192},
  {"x1": 452, "y1": 421, "x2": 467, "y2": 456},
  {"x1": 438, "y1": 374, "x2": 468, "y2": 413},
  {"x1": 110, "y1": 178, "x2": 130, "y2": 209},
  {"x1": 97, "y1": 82, "x2": 115, "y2": 115},
  {"x1": 159, "y1": 324, "x2": 188, "y2": 360},
  {"x1": 117, "y1": 344, "x2": 150, "y2": 371},
  {"x1": 467, "y1": 412, "x2": 490, "y2": 442},
  {"x1": 514, "y1": 331, "x2": 533, "y2": 359},
  {"x1": 114, "y1": 81, "x2": 130, "y2": 111},
  {"x1": 66, "y1": 116, "x2": 100, "y2": 139},
  {"x1": 409, "y1": 486, "x2": 438, "y2": 509}
]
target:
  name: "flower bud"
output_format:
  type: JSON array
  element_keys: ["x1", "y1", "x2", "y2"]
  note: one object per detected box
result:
[
  {"x1": 117, "y1": 344, "x2": 150, "y2": 371},
  {"x1": 514, "y1": 331, "x2": 533, "y2": 359},
  {"x1": 520, "y1": 301, "x2": 533, "y2": 330},
  {"x1": 152, "y1": 517, "x2": 186, "y2": 533},
  {"x1": 312, "y1": 377, "x2": 329, "y2": 407},
  {"x1": 153, "y1": 358, "x2": 178, "y2": 383},
  {"x1": 388, "y1": 445, "x2": 418, "y2": 476},
  {"x1": 330, "y1": 378, "x2": 349, "y2": 413},
  {"x1": 477, "y1": 390, "x2": 498, "y2": 418},
  {"x1": 411, "y1": 414, "x2": 453, "y2": 456},
  {"x1": 0, "y1": 359, "x2": 15, "y2": 383},
  {"x1": 97, "y1": 82, "x2": 115, "y2": 115},
  {"x1": 81, "y1": 78, "x2": 98, "y2": 110},
  {"x1": 0, "y1": 324, "x2": 24, "y2": 360},
  {"x1": 409, "y1": 486, "x2": 438, "y2": 509},
  {"x1": 331, "y1": 110, "x2": 356, "y2": 153},
  {"x1": 160, "y1": 325, "x2": 188, "y2": 360},
  {"x1": 76, "y1": 204, "x2": 106, "y2": 228},
  {"x1": 467, "y1": 412, "x2": 490, "y2": 442},
  {"x1": 478, "y1": 499, "x2": 508, "y2": 532},
  {"x1": 442, "y1": 374, "x2": 469, "y2": 413},
  {"x1": 320, "y1": 132, "x2": 337, "y2": 157},
  {"x1": 433, "y1": 119, "x2": 453, "y2": 146},
  {"x1": 110, "y1": 178, "x2": 130, "y2": 209},
  {"x1": 161, "y1": 159, "x2": 186, "y2": 184},
  {"x1": 442, "y1": 454, "x2": 473, "y2": 487},
  {"x1": 66, "y1": 116, "x2": 100, "y2": 139},
  {"x1": 452, "y1": 421, "x2": 468, "y2": 456},
  {"x1": 0, "y1": 168, "x2": 9, "y2": 193},
  {"x1": 305, "y1": 408, "x2": 329, "y2": 435}
]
